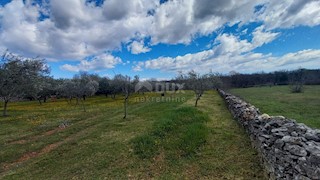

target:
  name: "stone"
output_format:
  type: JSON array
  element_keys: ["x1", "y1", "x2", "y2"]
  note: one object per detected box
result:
[
  {"x1": 305, "y1": 131, "x2": 320, "y2": 142},
  {"x1": 268, "y1": 121, "x2": 281, "y2": 128},
  {"x1": 289, "y1": 154, "x2": 299, "y2": 160},
  {"x1": 294, "y1": 174, "x2": 311, "y2": 180},
  {"x1": 296, "y1": 123, "x2": 308, "y2": 133},
  {"x1": 305, "y1": 167, "x2": 320, "y2": 179},
  {"x1": 271, "y1": 127, "x2": 288, "y2": 133},
  {"x1": 258, "y1": 136, "x2": 266, "y2": 142},
  {"x1": 218, "y1": 89, "x2": 320, "y2": 179},
  {"x1": 308, "y1": 154, "x2": 320, "y2": 166},
  {"x1": 274, "y1": 132, "x2": 286, "y2": 138},
  {"x1": 272, "y1": 115, "x2": 286, "y2": 120},
  {"x1": 281, "y1": 136, "x2": 306, "y2": 146},
  {"x1": 261, "y1": 134, "x2": 271, "y2": 139},
  {"x1": 260, "y1": 113, "x2": 271, "y2": 120},
  {"x1": 298, "y1": 157, "x2": 307, "y2": 162},
  {"x1": 274, "y1": 139, "x2": 285, "y2": 149},
  {"x1": 264, "y1": 123, "x2": 272, "y2": 130},
  {"x1": 291, "y1": 131, "x2": 298, "y2": 137},
  {"x1": 284, "y1": 144, "x2": 307, "y2": 157},
  {"x1": 305, "y1": 144, "x2": 320, "y2": 156}
]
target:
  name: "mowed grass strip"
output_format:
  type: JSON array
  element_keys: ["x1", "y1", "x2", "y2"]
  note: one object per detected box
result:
[
  {"x1": 132, "y1": 106, "x2": 209, "y2": 159},
  {"x1": 1, "y1": 91, "x2": 264, "y2": 179},
  {"x1": 230, "y1": 85, "x2": 320, "y2": 129},
  {"x1": 182, "y1": 91, "x2": 265, "y2": 179}
]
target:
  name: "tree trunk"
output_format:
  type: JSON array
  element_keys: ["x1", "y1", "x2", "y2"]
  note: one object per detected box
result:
[
  {"x1": 38, "y1": 98, "x2": 42, "y2": 105},
  {"x1": 195, "y1": 94, "x2": 200, "y2": 107},
  {"x1": 123, "y1": 95, "x2": 128, "y2": 119},
  {"x1": 3, "y1": 100, "x2": 9, "y2": 117},
  {"x1": 81, "y1": 98, "x2": 86, "y2": 112}
]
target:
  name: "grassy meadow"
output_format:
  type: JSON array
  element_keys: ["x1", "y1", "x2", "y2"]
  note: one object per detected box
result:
[
  {"x1": 0, "y1": 91, "x2": 265, "y2": 179},
  {"x1": 230, "y1": 85, "x2": 320, "y2": 129}
]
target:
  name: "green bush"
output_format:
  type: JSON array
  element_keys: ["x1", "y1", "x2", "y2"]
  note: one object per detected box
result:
[
  {"x1": 132, "y1": 134, "x2": 157, "y2": 159},
  {"x1": 153, "y1": 118, "x2": 175, "y2": 138}
]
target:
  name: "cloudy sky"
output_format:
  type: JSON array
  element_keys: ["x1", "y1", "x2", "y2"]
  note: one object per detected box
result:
[{"x1": 0, "y1": 0, "x2": 319, "y2": 79}]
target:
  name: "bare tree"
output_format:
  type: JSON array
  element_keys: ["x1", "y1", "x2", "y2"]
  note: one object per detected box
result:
[
  {"x1": 0, "y1": 51, "x2": 49, "y2": 116},
  {"x1": 72, "y1": 72, "x2": 99, "y2": 111},
  {"x1": 208, "y1": 72, "x2": 223, "y2": 89},
  {"x1": 289, "y1": 68, "x2": 305, "y2": 93},
  {"x1": 187, "y1": 70, "x2": 209, "y2": 107},
  {"x1": 113, "y1": 74, "x2": 132, "y2": 119}
]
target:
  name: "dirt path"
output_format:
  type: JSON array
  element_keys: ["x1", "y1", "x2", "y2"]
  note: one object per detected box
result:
[
  {"x1": 7, "y1": 127, "x2": 66, "y2": 145},
  {"x1": 0, "y1": 113, "x2": 111, "y2": 177}
]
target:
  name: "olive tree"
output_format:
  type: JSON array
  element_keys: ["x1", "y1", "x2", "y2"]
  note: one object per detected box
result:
[
  {"x1": 58, "y1": 72, "x2": 99, "y2": 112},
  {"x1": 289, "y1": 68, "x2": 305, "y2": 93},
  {"x1": 25, "y1": 76, "x2": 56, "y2": 105},
  {"x1": 187, "y1": 70, "x2": 210, "y2": 107},
  {"x1": 73, "y1": 72, "x2": 99, "y2": 101},
  {"x1": 113, "y1": 74, "x2": 132, "y2": 119},
  {"x1": 59, "y1": 79, "x2": 78, "y2": 103},
  {"x1": 0, "y1": 51, "x2": 49, "y2": 116},
  {"x1": 97, "y1": 77, "x2": 112, "y2": 97}
]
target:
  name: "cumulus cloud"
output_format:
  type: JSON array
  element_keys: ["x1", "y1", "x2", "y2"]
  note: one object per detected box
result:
[
  {"x1": 61, "y1": 54, "x2": 122, "y2": 72},
  {"x1": 0, "y1": 0, "x2": 319, "y2": 74},
  {"x1": 135, "y1": 26, "x2": 319, "y2": 73},
  {"x1": 213, "y1": 26, "x2": 279, "y2": 56},
  {"x1": 0, "y1": 0, "x2": 157, "y2": 60},
  {"x1": 256, "y1": 0, "x2": 320, "y2": 29},
  {"x1": 127, "y1": 40, "x2": 151, "y2": 54}
]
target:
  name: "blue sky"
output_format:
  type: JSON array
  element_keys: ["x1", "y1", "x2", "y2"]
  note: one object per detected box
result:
[{"x1": 0, "y1": 0, "x2": 319, "y2": 80}]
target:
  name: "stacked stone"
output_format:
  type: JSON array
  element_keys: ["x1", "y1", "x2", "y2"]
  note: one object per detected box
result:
[{"x1": 218, "y1": 89, "x2": 320, "y2": 180}]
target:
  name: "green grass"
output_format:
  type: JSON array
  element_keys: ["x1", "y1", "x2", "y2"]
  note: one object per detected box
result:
[
  {"x1": 0, "y1": 91, "x2": 265, "y2": 179},
  {"x1": 230, "y1": 85, "x2": 320, "y2": 129},
  {"x1": 132, "y1": 106, "x2": 209, "y2": 158}
]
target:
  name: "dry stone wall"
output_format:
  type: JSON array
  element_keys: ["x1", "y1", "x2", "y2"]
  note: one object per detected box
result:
[{"x1": 218, "y1": 89, "x2": 320, "y2": 180}]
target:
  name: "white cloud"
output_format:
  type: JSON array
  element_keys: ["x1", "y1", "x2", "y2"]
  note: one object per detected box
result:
[
  {"x1": 0, "y1": 0, "x2": 157, "y2": 60},
  {"x1": 61, "y1": 54, "x2": 122, "y2": 72},
  {"x1": 128, "y1": 41, "x2": 151, "y2": 54},
  {"x1": 0, "y1": 0, "x2": 319, "y2": 73},
  {"x1": 214, "y1": 26, "x2": 279, "y2": 56},
  {"x1": 135, "y1": 26, "x2": 319, "y2": 74},
  {"x1": 257, "y1": 0, "x2": 320, "y2": 29}
]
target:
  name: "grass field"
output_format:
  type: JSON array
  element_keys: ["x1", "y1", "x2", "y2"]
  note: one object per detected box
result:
[
  {"x1": 0, "y1": 91, "x2": 265, "y2": 179},
  {"x1": 230, "y1": 85, "x2": 320, "y2": 129}
]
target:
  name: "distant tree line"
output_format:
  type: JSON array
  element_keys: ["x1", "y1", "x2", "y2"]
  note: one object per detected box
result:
[
  {"x1": 219, "y1": 69, "x2": 320, "y2": 89},
  {"x1": 0, "y1": 51, "x2": 223, "y2": 117},
  {"x1": 1, "y1": 51, "x2": 319, "y2": 116}
]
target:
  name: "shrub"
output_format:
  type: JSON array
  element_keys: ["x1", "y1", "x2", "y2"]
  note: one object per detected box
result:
[
  {"x1": 290, "y1": 84, "x2": 304, "y2": 93},
  {"x1": 153, "y1": 118, "x2": 175, "y2": 138},
  {"x1": 132, "y1": 134, "x2": 157, "y2": 159}
]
